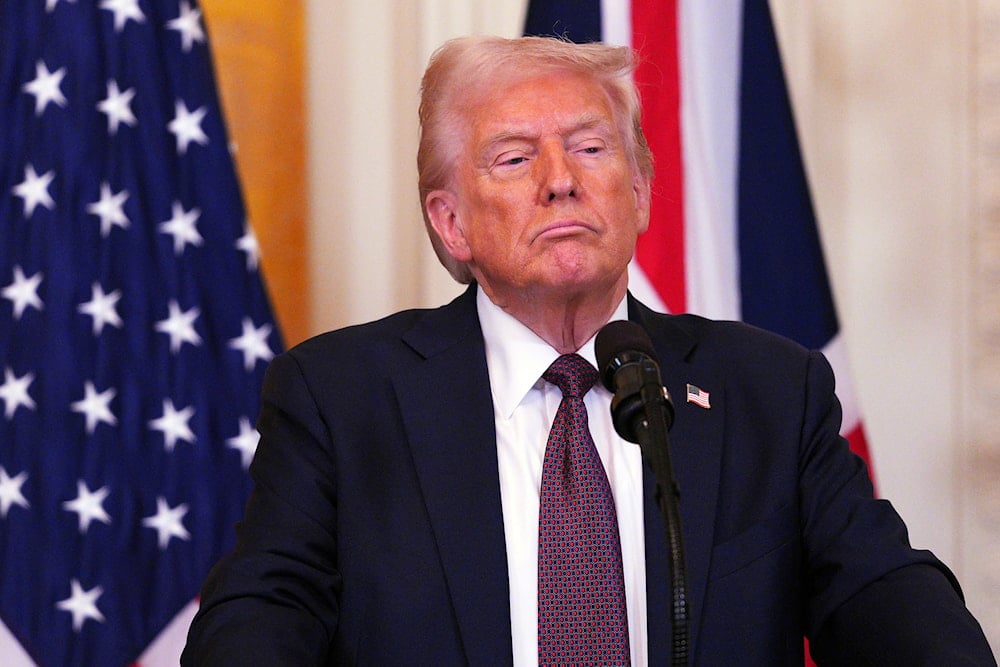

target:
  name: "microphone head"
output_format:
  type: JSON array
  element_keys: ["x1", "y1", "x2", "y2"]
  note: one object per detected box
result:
[{"x1": 595, "y1": 320, "x2": 659, "y2": 391}]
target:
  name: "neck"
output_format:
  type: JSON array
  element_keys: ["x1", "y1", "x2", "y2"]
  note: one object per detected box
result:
[{"x1": 481, "y1": 277, "x2": 627, "y2": 354}]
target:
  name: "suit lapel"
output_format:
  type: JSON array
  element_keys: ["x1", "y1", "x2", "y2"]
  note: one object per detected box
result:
[
  {"x1": 393, "y1": 286, "x2": 513, "y2": 665},
  {"x1": 631, "y1": 298, "x2": 724, "y2": 664}
]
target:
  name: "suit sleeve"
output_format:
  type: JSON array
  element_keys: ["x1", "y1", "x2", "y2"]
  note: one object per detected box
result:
[
  {"x1": 181, "y1": 351, "x2": 340, "y2": 665},
  {"x1": 811, "y1": 563, "x2": 997, "y2": 665},
  {"x1": 798, "y1": 351, "x2": 995, "y2": 665}
]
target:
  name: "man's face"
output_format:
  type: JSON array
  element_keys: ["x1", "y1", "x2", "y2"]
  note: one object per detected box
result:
[{"x1": 426, "y1": 69, "x2": 650, "y2": 305}]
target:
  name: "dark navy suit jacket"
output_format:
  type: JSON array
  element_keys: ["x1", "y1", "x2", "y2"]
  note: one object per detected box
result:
[{"x1": 183, "y1": 285, "x2": 994, "y2": 665}]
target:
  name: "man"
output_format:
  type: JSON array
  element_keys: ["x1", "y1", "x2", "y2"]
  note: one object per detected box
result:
[{"x1": 183, "y1": 36, "x2": 995, "y2": 665}]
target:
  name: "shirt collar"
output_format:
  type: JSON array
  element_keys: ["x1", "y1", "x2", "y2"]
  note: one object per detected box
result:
[{"x1": 476, "y1": 285, "x2": 629, "y2": 419}]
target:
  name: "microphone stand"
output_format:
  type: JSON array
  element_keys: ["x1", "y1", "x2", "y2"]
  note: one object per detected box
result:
[
  {"x1": 598, "y1": 321, "x2": 690, "y2": 666},
  {"x1": 629, "y1": 365, "x2": 689, "y2": 667}
]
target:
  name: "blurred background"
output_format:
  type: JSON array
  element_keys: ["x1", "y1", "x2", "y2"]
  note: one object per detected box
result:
[{"x1": 203, "y1": 0, "x2": 999, "y2": 650}]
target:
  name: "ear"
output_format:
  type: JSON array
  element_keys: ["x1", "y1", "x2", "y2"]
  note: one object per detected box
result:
[
  {"x1": 632, "y1": 175, "x2": 651, "y2": 235},
  {"x1": 425, "y1": 189, "x2": 473, "y2": 262}
]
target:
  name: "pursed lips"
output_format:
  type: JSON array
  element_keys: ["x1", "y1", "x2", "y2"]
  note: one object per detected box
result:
[{"x1": 532, "y1": 219, "x2": 598, "y2": 243}]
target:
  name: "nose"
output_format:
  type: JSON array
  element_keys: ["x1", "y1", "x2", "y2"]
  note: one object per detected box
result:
[{"x1": 539, "y1": 144, "x2": 577, "y2": 203}]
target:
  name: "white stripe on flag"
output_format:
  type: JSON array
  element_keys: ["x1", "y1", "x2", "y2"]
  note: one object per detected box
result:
[
  {"x1": 0, "y1": 620, "x2": 37, "y2": 667},
  {"x1": 600, "y1": 0, "x2": 632, "y2": 47},
  {"x1": 679, "y1": 0, "x2": 743, "y2": 321},
  {"x1": 134, "y1": 599, "x2": 199, "y2": 667}
]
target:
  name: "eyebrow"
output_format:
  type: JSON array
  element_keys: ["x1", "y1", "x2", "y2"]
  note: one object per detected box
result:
[{"x1": 478, "y1": 113, "x2": 615, "y2": 157}]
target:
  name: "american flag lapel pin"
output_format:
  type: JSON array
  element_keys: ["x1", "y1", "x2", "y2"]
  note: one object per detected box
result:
[{"x1": 686, "y1": 383, "x2": 711, "y2": 409}]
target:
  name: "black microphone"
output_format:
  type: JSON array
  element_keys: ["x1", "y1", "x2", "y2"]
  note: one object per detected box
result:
[
  {"x1": 595, "y1": 320, "x2": 675, "y2": 443},
  {"x1": 596, "y1": 319, "x2": 690, "y2": 666}
]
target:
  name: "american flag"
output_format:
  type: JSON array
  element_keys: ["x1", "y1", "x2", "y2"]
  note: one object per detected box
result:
[
  {"x1": 685, "y1": 384, "x2": 711, "y2": 410},
  {"x1": 0, "y1": 1, "x2": 281, "y2": 664}
]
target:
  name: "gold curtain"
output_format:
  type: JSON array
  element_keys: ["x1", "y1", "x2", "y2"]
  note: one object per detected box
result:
[{"x1": 201, "y1": 0, "x2": 308, "y2": 346}]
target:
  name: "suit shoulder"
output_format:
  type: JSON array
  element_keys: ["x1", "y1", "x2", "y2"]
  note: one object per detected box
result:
[
  {"x1": 273, "y1": 286, "x2": 480, "y2": 377},
  {"x1": 644, "y1": 308, "x2": 811, "y2": 359},
  {"x1": 289, "y1": 307, "x2": 432, "y2": 359}
]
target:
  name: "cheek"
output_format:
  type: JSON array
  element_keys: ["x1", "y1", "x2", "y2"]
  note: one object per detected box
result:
[
  {"x1": 609, "y1": 174, "x2": 649, "y2": 234},
  {"x1": 468, "y1": 193, "x2": 529, "y2": 241}
]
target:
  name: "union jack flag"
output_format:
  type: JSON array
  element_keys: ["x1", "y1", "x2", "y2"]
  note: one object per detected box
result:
[{"x1": 0, "y1": 1, "x2": 280, "y2": 664}]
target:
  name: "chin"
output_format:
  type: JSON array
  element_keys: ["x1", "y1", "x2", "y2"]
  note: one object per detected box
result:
[{"x1": 538, "y1": 269, "x2": 615, "y2": 296}]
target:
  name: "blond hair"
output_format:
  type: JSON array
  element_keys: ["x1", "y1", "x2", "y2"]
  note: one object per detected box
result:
[{"x1": 417, "y1": 35, "x2": 653, "y2": 283}]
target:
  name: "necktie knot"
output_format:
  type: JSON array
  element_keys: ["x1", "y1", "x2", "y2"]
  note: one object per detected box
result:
[{"x1": 542, "y1": 353, "x2": 599, "y2": 399}]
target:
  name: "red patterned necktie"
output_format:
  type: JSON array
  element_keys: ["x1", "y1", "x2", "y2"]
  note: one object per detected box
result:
[{"x1": 538, "y1": 353, "x2": 630, "y2": 666}]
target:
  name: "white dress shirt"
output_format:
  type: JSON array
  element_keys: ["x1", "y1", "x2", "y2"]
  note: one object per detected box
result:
[{"x1": 476, "y1": 286, "x2": 648, "y2": 666}]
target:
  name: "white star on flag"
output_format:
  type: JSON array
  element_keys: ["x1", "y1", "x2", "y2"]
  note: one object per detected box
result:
[
  {"x1": 167, "y1": 1, "x2": 205, "y2": 53},
  {"x1": 62, "y1": 481, "x2": 112, "y2": 533},
  {"x1": 96, "y1": 79, "x2": 137, "y2": 135},
  {"x1": 55, "y1": 579, "x2": 105, "y2": 632},
  {"x1": 235, "y1": 225, "x2": 261, "y2": 271},
  {"x1": 148, "y1": 399, "x2": 196, "y2": 452},
  {"x1": 12, "y1": 163, "x2": 56, "y2": 218},
  {"x1": 142, "y1": 496, "x2": 191, "y2": 549},
  {"x1": 0, "y1": 367, "x2": 36, "y2": 419},
  {"x1": 167, "y1": 100, "x2": 208, "y2": 154},
  {"x1": 77, "y1": 282, "x2": 123, "y2": 335},
  {"x1": 2, "y1": 265, "x2": 44, "y2": 320},
  {"x1": 0, "y1": 466, "x2": 30, "y2": 518},
  {"x1": 227, "y1": 416, "x2": 260, "y2": 470},
  {"x1": 155, "y1": 300, "x2": 202, "y2": 353},
  {"x1": 22, "y1": 60, "x2": 67, "y2": 116},
  {"x1": 70, "y1": 381, "x2": 118, "y2": 435},
  {"x1": 99, "y1": 0, "x2": 144, "y2": 33},
  {"x1": 228, "y1": 317, "x2": 275, "y2": 371},
  {"x1": 159, "y1": 200, "x2": 203, "y2": 255},
  {"x1": 85, "y1": 181, "x2": 131, "y2": 236}
]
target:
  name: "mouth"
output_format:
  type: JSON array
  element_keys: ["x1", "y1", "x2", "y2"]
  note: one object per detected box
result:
[{"x1": 534, "y1": 220, "x2": 596, "y2": 242}]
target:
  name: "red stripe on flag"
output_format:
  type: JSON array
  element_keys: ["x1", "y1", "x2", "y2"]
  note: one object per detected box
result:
[
  {"x1": 843, "y1": 422, "x2": 876, "y2": 493},
  {"x1": 631, "y1": 0, "x2": 686, "y2": 314}
]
